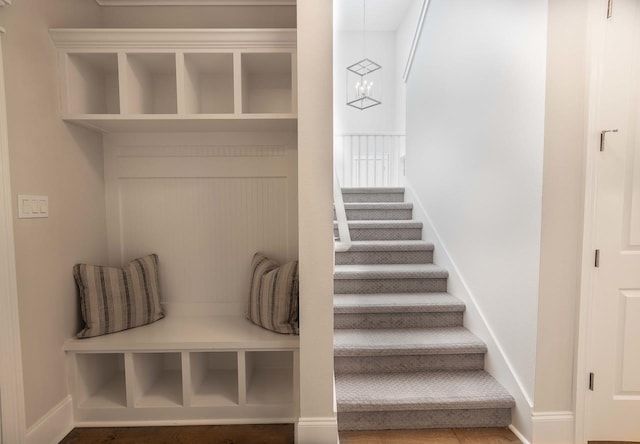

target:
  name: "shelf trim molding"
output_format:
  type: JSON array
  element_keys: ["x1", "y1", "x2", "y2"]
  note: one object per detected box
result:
[
  {"x1": 49, "y1": 28, "x2": 296, "y2": 50},
  {"x1": 96, "y1": 0, "x2": 294, "y2": 5}
]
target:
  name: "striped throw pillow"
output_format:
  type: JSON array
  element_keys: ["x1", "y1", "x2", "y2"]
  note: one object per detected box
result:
[
  {"x1": 73, "y1": 254, "x2": 164, "y2": 338},
  {"x1": 247, "y1": 253, "x2": 299, "y2": 335}
]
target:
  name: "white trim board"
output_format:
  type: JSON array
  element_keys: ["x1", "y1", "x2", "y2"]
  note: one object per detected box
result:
[
  {"x1": 403, "y1": 0, "x2": 430, "y2": 83},
  {"x1": 25, "y1": 396, "x2": 73, "y2": 444},
  {"x1": 96, "y1": 0, "x2": 295, "y2": 5},
  {"x1": 531, "y1": 411, "x2": 575, "y2": 444},
  {"x1": 295, "y1": 417, "x2": 338, "y2": 444},
  {"x1": 0, "y1": 31, "x2": 27, "y2": 444},
  {"x1": 403, "y1": 181, "x2": 534, "y2": 441}
]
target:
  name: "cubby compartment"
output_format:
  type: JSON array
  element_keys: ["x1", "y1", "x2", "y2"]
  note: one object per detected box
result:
[
  {"x1": 66, "y1": 53, "x2": 120, "y2": 114},
  {"x1": 245, "y1": 351, "x2": 293, "y2": 405},
  {"x1": 75, "y1": 353, "x2": 126, "y2": 408},
  {"x1": 126, "y1": 53, "x2": 177, "y2": 114},
  {"x1": 132, "y1": 352, "x2": 183, "y2": 407},
  {"x1": 183, "y1": 53, "x2": 234, "y2": 114},
  {"x1": 189, "y1": 352, "x2": 238, "y2": 406},
  {"x1": 241, "y1": 53, "x2": 293, "y2": 114}
]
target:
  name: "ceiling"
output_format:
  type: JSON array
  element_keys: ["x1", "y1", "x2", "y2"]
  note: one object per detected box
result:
[{"x1": 334, "y1": 0, "x2": 418, "y2": 32}]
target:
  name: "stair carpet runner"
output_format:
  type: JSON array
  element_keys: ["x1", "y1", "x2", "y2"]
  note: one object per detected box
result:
[{"x1": 333, "y1": 187, "x2": 515, "y2": 431}]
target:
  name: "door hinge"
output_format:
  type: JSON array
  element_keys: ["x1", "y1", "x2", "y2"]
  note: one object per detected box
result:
[
  {"x1": 589, "y1": 372, "x2": 595, "y2": 391},
  {"x1": 595, "y1": 249, "x2": 600, "y2": 268},
  {"x1": 600, "y1": 129, "x2": 618, "y2": 151},
  {"x1": 607, "y1": 0, "x2": 614, "y2": 18}
]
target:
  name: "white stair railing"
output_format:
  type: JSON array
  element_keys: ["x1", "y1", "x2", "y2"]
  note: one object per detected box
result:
[
  {"x1": 334, "y1": 168, "x2": 352, "y2": 253},
  {"x1": 334, "y1": 133, "x2": 405, "y2": 188}
]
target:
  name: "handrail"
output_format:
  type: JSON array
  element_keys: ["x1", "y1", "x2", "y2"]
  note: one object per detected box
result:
[
  {"x1": 334, "y1": 168, "x2": 352, "y2": 253},
  {"x1": 403, "y1": 0, "x2": 431, "y2": 83}
]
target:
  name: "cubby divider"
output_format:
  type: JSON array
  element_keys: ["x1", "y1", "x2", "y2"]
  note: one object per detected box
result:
[
  {"x1": 65, "y1": 53, "x2": 120, "y2": 115},
  {"x1": 75, "y1": 353, "x2": 127, "y2": 409},
  {"x1": 132, "y1": 352, "x2": 183, "y2": 407},
  {"x1": 125, "y1": 53, "x2": 178, "y2": 114}
]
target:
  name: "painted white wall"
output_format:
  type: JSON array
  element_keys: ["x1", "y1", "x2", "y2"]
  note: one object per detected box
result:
[
  {"x1": 297, "y1": 0, "x2": 338, "y2": 442},
  {"x1": 404, "y1": 0, "x2": 547, "y2": 427},
  {"x1": 333, "y1": 30, "x2": 397, "y2": 134},
  {"x1": 0, "y1": 0, "x2": 106, "y2": 430}
]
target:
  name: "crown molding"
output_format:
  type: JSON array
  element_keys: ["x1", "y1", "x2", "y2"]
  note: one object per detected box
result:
[
  {"x1": 49, "y1": 28, "x2": 296, "y2": 50},
  {"x1": 95, "y1": 0, "x2": 295, "y2": 5}
]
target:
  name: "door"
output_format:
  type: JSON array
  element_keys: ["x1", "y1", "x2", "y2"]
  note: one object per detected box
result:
[{"x1": 588, "y1": 0, "x2": 640, "y2": 440}]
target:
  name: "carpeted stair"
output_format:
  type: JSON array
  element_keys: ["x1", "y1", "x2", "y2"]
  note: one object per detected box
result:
[{"x1": 333, "y1": 187, "x2": 514, "y2": 431}]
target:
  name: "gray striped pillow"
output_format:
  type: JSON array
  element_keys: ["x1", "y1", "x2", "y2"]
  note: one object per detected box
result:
[
  {"x1": 247, "y1": 253, "x2": 299, "y2": 335},
  {"x1": 73, "y1": 254, "x2": 164, "y2": 338}
]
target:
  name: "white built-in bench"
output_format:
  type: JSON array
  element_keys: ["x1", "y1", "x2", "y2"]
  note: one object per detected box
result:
[{"x1": 65, "y1": 316, "x2": 299, "y2": 425}]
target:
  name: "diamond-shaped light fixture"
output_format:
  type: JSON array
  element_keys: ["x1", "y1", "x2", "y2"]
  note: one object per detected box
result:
[
  {"x1": 346, "y1": 0, "x2": 382, "y2": 110},
  {"x1": 346, "y1": 58, "x2": 382, "y2": 110}
]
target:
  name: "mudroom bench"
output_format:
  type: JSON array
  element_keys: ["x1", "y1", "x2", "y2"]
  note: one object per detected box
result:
[{"x1": 65, "y1": 315, "x2": 299, "y2": 425}]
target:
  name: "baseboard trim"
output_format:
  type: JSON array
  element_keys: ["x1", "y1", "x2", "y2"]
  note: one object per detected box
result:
[
  {"x1": 295, "y1": 416, "x2": 338, "y2": 444},
  {"x1": 510, "y1": 423, "x2": 531, "y2": 444},
  {"x1": 531, "y1": 411, "x2": 574, "y2": 444},
  {"x1": 25, "y1": 396, "x2": 73, "y2": 444}
]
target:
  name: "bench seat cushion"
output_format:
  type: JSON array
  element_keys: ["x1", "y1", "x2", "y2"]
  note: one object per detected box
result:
[
  {"x1": 73, "y1": 254, "x2": 164, "y2": 338},
  {"x1": 247, "y1": 253, "x2": 299, "y2": 335}
]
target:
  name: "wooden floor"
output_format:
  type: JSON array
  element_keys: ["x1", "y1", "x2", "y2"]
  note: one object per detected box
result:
[{"x1": 60, "y1": 425, "x2": 521, "y2": 444}]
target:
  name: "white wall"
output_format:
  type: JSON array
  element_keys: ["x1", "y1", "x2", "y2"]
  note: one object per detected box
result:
[
  {"x1": 297, "y1": 0, "x2": 338, "y2": 442},
  {"x1": 404, "y1": 0, "x2": 547, "y2": 433},
  {"x1": 334, "y1": 31, "x2": 397, "y2": 134},
  {"x1": 0, "y1": 0, "x2": 106, "y2": 430},
  {"x1": 532, "y1": 0, "x2": 588, "y2": 440}
]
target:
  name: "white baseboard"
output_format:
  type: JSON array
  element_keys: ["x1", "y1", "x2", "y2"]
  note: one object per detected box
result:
[
  {"x1": 26, "y1": 396, "x2": 73, "y2": 444},
  {"x1": 531, "y1": 411, "x2": 574, "y2": 444},
  {"x1": 510, "y1": 423, "x2": 532, "y2": 444},
  {"x1": 295, "y1": 416, "x2": 338, "y2": 444}
]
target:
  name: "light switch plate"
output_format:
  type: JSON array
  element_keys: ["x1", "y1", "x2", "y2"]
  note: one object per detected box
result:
[{"x1": 18, "y1": 195, "x2": 48, "y2": 218}]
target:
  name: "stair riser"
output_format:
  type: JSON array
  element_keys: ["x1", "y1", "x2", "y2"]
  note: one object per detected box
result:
[
  {"x1": 334, "y1": 278, "x2": 447, "y2": 294},
  {"x1": 335, "y1": 250, "x2": 433, "y2": 265},
  {"x1": 342, "y1": 193, "x2": 404, "y2": 203},
  {"x1": 334, "y1": 209, "x2": 413, "y2": 220},
  {"x1": 334, "y1": 312, "x2": 463, "y2": 329},
  {"x1": 334, "y1": 228, "x2": 422, "y2": 241},
  {"x1": 337, "y1": 408, "x2": 511, "y2": 431},
  {"x1": 334, "y1": 354, "x2": 485, "y2": 373}
]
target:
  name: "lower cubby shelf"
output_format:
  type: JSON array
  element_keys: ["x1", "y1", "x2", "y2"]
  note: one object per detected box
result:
[{"x1": 66, "y1": 316, "x2": 299, "y2": 425}]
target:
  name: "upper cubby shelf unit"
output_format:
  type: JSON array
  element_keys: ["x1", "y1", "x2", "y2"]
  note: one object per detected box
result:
[{"x1": 50, "y1": 29, "x2": 297, "y2": 132}]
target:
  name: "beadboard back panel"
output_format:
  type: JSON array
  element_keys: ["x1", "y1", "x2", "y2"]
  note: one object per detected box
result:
[{"x1": 104, "y1": 132, "x2": 298, "y2": 316}]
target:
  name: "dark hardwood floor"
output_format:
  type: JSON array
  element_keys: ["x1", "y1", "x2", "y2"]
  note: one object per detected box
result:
[{"x1": 60, "y1": 425, "x2": 523, "y2": 444}]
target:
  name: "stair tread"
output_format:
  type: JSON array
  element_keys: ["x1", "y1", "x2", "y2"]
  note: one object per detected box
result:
[
  {"x1": 334, "y1": 293, "x2": 464, "y2": 314},
  {"x1": 334, "y1": 220, "x2": 422, "y2": 228},
  {"x1": 338, "y1": 240, "x2": 434, "y2": 252},
  {"x1": 335, "y1": 370, "x2": 515, "y2": 411},
  {"x1": 334, "y1": 326, "x2": 486, "y2": 356},
  {"x1": 334, "y1": 263, "x2": 448, "y2": 279},
  {"x1": 342, "y1": 187, "x2": 405, "y2": 194},
  {"x1": 342, "y1": 202, "x2": 413, "y2": 210}
]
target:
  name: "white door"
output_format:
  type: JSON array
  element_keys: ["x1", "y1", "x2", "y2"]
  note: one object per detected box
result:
[{"x1": 588, "y1": 0, "x2": 640, "y2": 440}]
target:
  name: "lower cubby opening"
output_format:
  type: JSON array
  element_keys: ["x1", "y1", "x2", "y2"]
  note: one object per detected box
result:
[
  {"x1": 75, "y1": 353, "x2": 127, "y2": 409},
  {"x1": 133, "y1": 352, "x2": 183, "y2": 408},
  {"x1": 189, "y1": 352, "x2": 239, "y2": 407},
  {"x1": 245, "y1": 351, "x2": 293, "y2": 406}
]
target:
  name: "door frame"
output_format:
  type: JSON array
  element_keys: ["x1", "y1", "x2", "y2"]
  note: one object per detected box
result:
[
  {"x1": 574, "y1": 0, "x2": 627, "y2": 442},
  {"x1": 0, "y1": 28, "x2": 27, "y2": 444}
]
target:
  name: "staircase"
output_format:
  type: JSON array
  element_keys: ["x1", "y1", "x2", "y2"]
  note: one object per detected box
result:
[{"x1": 333, "y1": 187, "x2": 515, "y2": 431}]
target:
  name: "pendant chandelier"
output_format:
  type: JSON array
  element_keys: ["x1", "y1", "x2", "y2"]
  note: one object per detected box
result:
[{"x1": 346, "y1": 0, "x2": 382, "y2": 110}]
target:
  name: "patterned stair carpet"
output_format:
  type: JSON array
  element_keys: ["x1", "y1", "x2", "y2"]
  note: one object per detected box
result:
[{"x1": 333, "y1": 187, "x2": 515, "y2": 431}]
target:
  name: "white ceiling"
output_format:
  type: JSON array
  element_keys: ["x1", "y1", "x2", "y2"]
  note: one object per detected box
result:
[{"x1": 334, "y1": 0, "x2": 418, "y2": 32}]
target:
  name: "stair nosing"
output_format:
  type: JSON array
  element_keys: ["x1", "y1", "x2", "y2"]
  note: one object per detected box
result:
[
  {"x1": 334, "y1": 264, "x2": 448, "y2": 280},
  {"x1": 336, "y1": 240, "x2": 434, "y2": 252},
  {"x1": 334, "y1": 293, "x2": 465, "y2": 314}
]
